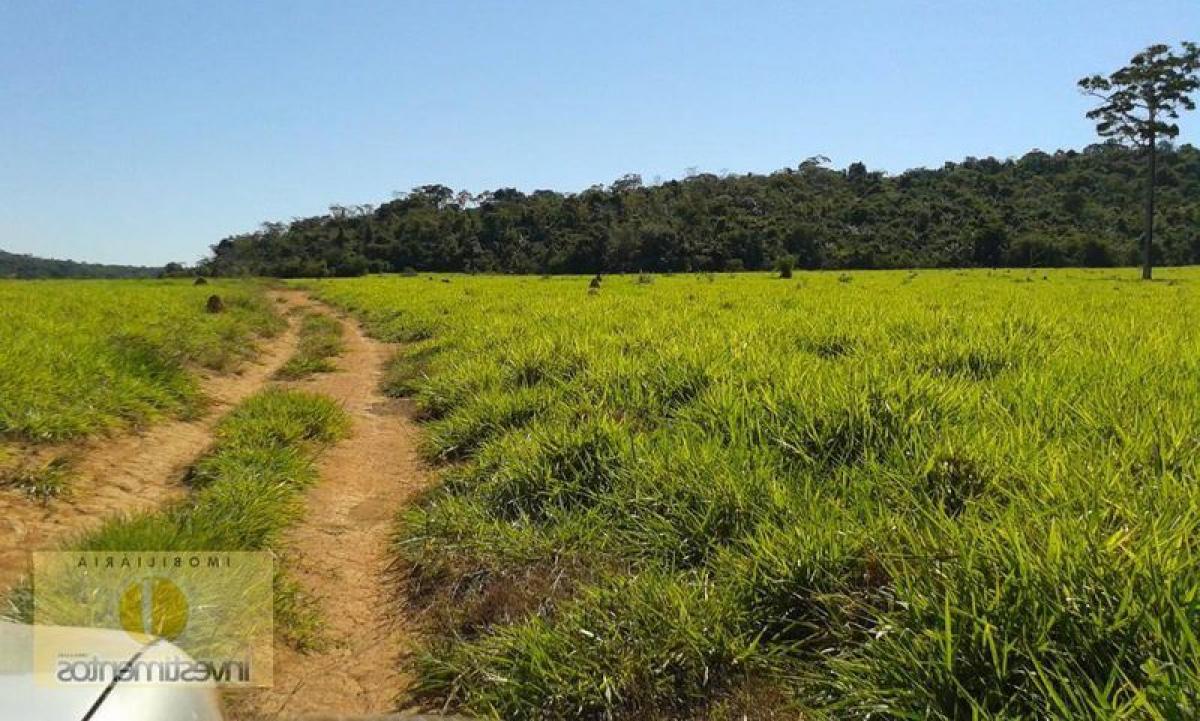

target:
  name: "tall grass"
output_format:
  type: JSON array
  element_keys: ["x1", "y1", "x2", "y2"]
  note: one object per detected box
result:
[
  {"x1": 308, "y1": 269, "x2": 1200, "y2": 720},
  {"x1": 0, "y1": 279, "x2": 284, "y2": 443}
]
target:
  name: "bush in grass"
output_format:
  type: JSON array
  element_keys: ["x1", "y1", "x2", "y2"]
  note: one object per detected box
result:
[{"x1": 775, "y1": 255, "x2": 796, "y2": 279}]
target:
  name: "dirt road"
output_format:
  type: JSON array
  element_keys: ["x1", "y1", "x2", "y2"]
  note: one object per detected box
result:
[
  {"x1": 229, "y1": 293, "x2": 428, "y2": 719},
  {"x1": 2, "y1": 290, "x2": 430, "y2": 718}
]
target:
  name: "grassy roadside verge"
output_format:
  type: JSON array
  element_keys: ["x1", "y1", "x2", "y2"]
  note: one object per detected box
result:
[
  {"x1": 274, "y1": 312, "x2": 345, "y2": 380},
  {"x1": 5, "y1": 388, "x2": 349, "y2": 645}
]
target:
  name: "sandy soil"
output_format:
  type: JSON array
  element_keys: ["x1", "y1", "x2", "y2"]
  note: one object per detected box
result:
[
  {"x1": 229, "y1": 293, "x2": 427, "y2": 719},
  {"x1": 0, "y1": 293, "x2": 304, "y2": 595}
]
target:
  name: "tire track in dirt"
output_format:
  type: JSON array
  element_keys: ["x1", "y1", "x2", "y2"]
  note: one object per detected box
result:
[
  {"x1": 0, "y1": 292, "x2": 305, "y2": 595},
  {"x1": 230, "y1": 292, "x2": 428, "y2": 719}
]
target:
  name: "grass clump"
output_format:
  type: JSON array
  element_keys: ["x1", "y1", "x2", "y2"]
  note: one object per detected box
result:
[
  {"x1": 448, "y1": 416, "x2": 627, "y2": 522},
  {"x1": 273, "y1": 311, "x2": 345, "y2": 380},
  {"x1": 775, "y1": 255, "x2": 795, "y2": 279},
  {"x1": 382, "y1": 342, "x2": 443, "y2": 398},
  {"x1": 413, "y1": 570, "x2": 761, "y2": 720},
  {"x1": 308, "y1": 269, "x2": 1200, "y2": 719}
]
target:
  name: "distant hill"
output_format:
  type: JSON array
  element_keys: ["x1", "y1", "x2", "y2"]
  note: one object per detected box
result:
[
  {"x1": 0, "y1": 249, "x2": 161, "y2": 279},
  {"x1": 201, "y1": 142, "x2": 1200, "y2": 276}
]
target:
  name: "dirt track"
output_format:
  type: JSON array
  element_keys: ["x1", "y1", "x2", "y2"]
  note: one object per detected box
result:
[
  {"x1": 2, "y1": 291, "x2": 429, "y2": 718},
  {"x1": 0, "y1": 293, "x2": 304, "y2": 594},
  {"x1": 229, "y1": 292, "x2": 427, "y2": 719}
]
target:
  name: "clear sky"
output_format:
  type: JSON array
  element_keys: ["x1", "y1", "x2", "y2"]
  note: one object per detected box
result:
[{"x1": 2, "y1": 1, "x2": 1198, "y2": 266}]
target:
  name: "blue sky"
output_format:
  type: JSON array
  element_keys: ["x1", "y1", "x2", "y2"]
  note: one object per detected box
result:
[{"x1": 2, "y1": 1, "x2": 1198, "y2": 266}]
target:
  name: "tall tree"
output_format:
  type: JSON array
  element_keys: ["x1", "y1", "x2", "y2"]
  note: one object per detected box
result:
[{"x1": 1079, "y1": 42, "x2": 1200, "y2": 279}]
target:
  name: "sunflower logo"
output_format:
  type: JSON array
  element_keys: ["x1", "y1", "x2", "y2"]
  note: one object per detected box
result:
[{"x1": 118, "y1": 577, "x2": 190, "y2": 642}]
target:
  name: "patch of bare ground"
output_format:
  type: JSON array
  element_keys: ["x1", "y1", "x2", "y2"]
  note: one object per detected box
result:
[
  {"x1": 229, "y1": 292, "x2": 429, "y2": 719},
  {"x1": 0, "y1": 292, "x2": 305, "y2": 595}
]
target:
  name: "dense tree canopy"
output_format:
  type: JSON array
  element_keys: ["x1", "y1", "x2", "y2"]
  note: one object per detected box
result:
[{"x1": 200, "y1": 143, "x2": 1200, "y2": 277}]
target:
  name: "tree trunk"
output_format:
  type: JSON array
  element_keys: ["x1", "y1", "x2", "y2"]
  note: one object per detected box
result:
[{"x1": 1143, "y1": 120, "x2": 1156, "y2": 280}]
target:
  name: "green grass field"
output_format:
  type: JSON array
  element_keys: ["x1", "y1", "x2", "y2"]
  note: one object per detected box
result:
[
  {"x1": 0, "y1": 279, "x2": 283, "y2": 445},
  {"x1": 308, "y1": 269, "x2": 1200, "y2": 720}
]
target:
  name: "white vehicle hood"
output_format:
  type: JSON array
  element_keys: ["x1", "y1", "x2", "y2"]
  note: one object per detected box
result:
[{"x1": 0, "y1": 621, "x2": 222, "y2": 721}]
